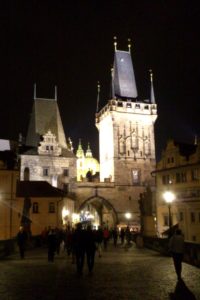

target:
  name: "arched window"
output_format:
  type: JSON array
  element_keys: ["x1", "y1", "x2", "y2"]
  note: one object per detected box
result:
[{"x1": 24, "y1": 167, "x2": 30, "y2": 181}]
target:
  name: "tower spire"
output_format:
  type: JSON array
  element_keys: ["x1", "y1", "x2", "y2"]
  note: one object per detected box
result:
[
  {"x1": 149, "y1": 69, "x2": 156, "y2": 104},
  {"x1": 55, "y1": 85, "x2": 57, "y2": 101},
  {"x1": 86, "y1": 142, "x2": 92, "y2": 158},
  {"x1": 128, "y1": 38, "x2": 131, "y2": 53},
  {"x1": 34, "y1": 83, "x2": 36, "y2": 99},
  {"x1": 113, "y1": 36, "x2": 117, "y2": 51},
  {"x1": 96, "y1": 81, "x2": 101, "y2": 113},
  {"x1": 111, "y1": 67, "x2": 115, "y2": 99}
]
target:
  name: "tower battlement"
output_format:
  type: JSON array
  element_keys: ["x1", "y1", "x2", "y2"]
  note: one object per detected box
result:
[{"x1": 96, "y1": 99, "x2": 157, "y2": 123}]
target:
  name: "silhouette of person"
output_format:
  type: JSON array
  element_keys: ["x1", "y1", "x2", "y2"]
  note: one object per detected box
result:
[
  {"x1": 17, "y1": 226, "x2": 28, "y2": 259},
  {"x1": 86, "y1": 169, "x2": 92, "y2": 182},
  {"x1": 95, "y1": 225, "x2": 103, "y2": 257},
  {"x1": 85, "y1": 225, "x2": 96, "y2": 274},
  {"x1": 47, "y1": 228, "x2": 57, "y2": 262},
  {"x1": 169, "y1": 229, "x2": 184, "y2": 280},
  {"x1": 73, "y1": 223, "x2": 86, "y2": 275}
]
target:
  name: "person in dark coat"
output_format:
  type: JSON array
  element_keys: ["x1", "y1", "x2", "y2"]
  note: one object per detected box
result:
[
  {"x1": 95, "y1": 225, "x2": 103, "y2": 257},
  {"x1": 17, "y1": 226, "x2": 28, "y2": 259},
  {"x1": 47, "y1": 229, "x2": 57, "y2": 262},
  {"x1": 85, "y1": 225, "x2": 96, "y2": 274},
  {"x1": 112, "y1": 227, "x2": 118, "y2": 247},
  {"x1": 72, "y1": 223, "x2": 86, "y2": 275},
  {"x1": 120, "y1": 228, "x2": 125, "y2": 245},
  {"x1": 169, "y1": 229, "x2": 185, "y2": 280}
]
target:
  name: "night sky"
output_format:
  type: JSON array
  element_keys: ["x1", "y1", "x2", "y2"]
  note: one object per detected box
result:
[{"x1": 1, "y1": 1, "x2": 200, "y2": 161}]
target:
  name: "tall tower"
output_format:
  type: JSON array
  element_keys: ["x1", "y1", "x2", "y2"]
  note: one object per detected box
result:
[{"x1": 96, "y1": 40, "x2": 157, "y2": 185}]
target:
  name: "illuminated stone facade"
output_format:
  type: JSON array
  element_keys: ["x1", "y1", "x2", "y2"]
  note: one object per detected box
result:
[
  {"x1": 154, "y1": 140, "x2": 200, "y2": 242},
  {"x1": 20, "y1": 131, "x2": 76, "y2": 192}
]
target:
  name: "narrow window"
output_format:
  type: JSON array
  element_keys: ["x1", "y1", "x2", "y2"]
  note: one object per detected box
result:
[
  {"x1": 24, "y1": 167, "x2": 30, "y2": 181},
  {"x1": 63, "y1": 169, "x2": 69, "y2": 176},
  {"x1": 132, "y1": 169, "x2": 140, "y2": 185},
  {"x1": 49, "y1": 202, "x2": 55, "y2": 213},
  {"x1": 191, "y1": 212, "x2": 195, "y2": 223},
  {"x1": 43, "y1": 168, "x2": 49, "y2": 176},
  {"x1": 32, "y1": 202, "x2": 39, "y2": 213}
]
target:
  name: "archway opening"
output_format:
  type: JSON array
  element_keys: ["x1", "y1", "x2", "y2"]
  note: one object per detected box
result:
[{"x1": 78, "y1": 196, "x2": 118, "y2": 229}]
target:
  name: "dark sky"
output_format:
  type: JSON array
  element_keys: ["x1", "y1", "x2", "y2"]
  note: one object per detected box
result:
[{"x1": 1, "y1": 1, "x2": 200, "y2": 161}]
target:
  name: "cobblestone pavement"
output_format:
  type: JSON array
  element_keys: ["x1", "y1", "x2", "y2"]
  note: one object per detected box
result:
[{"x1": 0, "y1": 243, "x2": 199, "y2": 300}]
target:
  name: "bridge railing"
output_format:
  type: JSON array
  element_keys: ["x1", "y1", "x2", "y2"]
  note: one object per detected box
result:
[
  {"x1": 141, "y1": 236, "x2": 200, "y2": 268},
  {"x1": 0, "y1": 236, "x2": 42, "y2": 259}
]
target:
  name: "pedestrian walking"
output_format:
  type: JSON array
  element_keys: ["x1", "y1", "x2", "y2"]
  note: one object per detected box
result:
[
  {"x1": 103, "y1": 227, "x2": 109, "y2": 250},
  {"x1": 47, "y1": 228, "x2": 57, "y2": 262},
  {"x1": 112, "y1": 227, "x2": 118, "y2": 247},
  {"x1": 85, "y1": 225, "x2": 96, "y2": 274},
  {"x1": 17, "y1": 226, "x2": 28, "y2": 259},
  {"x1": 169, "y1": 229, "x2": 185, "y2": 280},
  {"x1": 120, "y1": 228, "x2": 125, "y2": 245},
  {"x1": 125, "y1": 226, "x2": 131, "y2": 246},
  {"x1": 73, "y1": 223, "x2": 86, "y2": 275},
  {"x1": 95, "y1": 225, "x2": 103, "y2": 257}
]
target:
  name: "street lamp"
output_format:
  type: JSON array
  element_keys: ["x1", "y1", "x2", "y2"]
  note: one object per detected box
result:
[
  {"x1": 163, "y1": 191, "x2": 175, "y2": 234},
  {"x1": 125, "y1": 212, "x2": 132, "y2": 226}
]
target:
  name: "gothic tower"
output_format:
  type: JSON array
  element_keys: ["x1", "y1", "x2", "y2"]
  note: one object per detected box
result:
[{"x1": 96, "y1": 40, "x2": 157, "y2": 186}]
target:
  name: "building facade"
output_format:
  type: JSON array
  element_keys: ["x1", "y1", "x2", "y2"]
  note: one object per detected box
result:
[
  {"x1": 154, "y1": 139, "x2": 200, "y2": 242},
  {"x1": 0, "y1": 42, "x2": 158, "y2": 238}
]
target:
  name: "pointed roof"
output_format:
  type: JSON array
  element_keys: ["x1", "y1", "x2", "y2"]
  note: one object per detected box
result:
[
  {"x1": 86, "y1": 143, "x2": 92, "y2": 158},
  {"x1": 26, "y1": 96, "x2": 68, "y2": 150},
  {"x1": 150, "y1": 70, "x2": 156, "y2": 104},
  {"x1": 113, "y1": 50, "x2": 138, "y2": 99},
  {"x1": 76, "y1": 139, "x2": 85, "y2": 158}
]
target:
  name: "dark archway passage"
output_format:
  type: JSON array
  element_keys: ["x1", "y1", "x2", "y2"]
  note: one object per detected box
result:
[{"x1": 78, "y1": 196, "x2": 118, "y2": 228}]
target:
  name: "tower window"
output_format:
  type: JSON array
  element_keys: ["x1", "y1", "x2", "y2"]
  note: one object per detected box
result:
[
  {"x1": 24, "y1": 167, "x2": 30, "y2": 181},
  {"x1": 126, "y1": 103, "x2": 132, "y2": 108},
  {"x1": 63, "y1": 169, "x2": 69, "y2": 176},
  {"x1": 43, "y1": 167, "x2": 49, "y2": 176},
  {"x1": 117, "y1": 101, "x2": 123, "y2": 107},
  {"x1": 132, "y1": 169, "x2": 140, "y2": 185}
]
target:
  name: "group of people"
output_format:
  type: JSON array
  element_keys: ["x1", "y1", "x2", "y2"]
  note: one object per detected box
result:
[{"x1": 16, "y1": 223, "x2": 185, "y2": 280}]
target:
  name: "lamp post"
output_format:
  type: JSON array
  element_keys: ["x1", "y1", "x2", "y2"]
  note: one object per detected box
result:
[{"x1": 163, "y1": 191, "x2": 175, "y2": 235}]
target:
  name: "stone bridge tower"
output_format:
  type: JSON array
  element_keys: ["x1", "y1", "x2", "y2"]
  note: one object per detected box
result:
[{"x1": 96, "y1": 40, "x2": 157, "y2": 187}]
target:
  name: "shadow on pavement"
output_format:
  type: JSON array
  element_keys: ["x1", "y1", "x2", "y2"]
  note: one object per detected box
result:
[{"x1": 169, "y1": 279, "x2": 196, "y2": 300}]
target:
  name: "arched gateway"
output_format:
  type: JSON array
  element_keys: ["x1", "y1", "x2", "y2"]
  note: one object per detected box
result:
[{"x1": 78, "y1": 195, "x2": 118, "y2": 229}]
